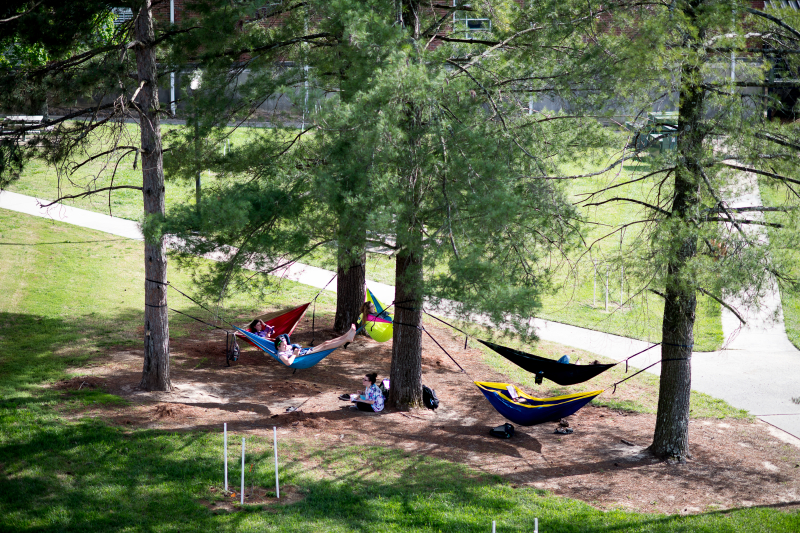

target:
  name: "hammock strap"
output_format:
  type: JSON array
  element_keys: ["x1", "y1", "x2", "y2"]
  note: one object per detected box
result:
[
  {"x1": 611, "y1": 357, "x2": 691, "y2": 394},
  {"x1": 168, "y1": 307, "x2": 230, "y2": 332},
  {"x1": 422, "y1": 326, "x2": 470, "y2": 377},
  {"x1": 392, "y1": 320, "x2": 422, "y2": 330},
  {"x1": 619, "y1": 342, "x2": 662, "y2": 372},
  {"x1": 164, "y1": 281, "x2": 232, "y2": 328},
  {"x1": 421, "y1": 308, "x2": 473, "y2": 348},
  {"x1": 663, "y1": 342, "x2": 694, "y2": 348},
  {"x1": 310, "y1": 273, "x2": 337, "y2": 346},
  {"x1": 145, "y1": 278, "x2": 169, "y2": 286}
]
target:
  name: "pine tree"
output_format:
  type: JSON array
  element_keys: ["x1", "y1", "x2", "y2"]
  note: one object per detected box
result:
[{"x1": 514, "y1": 0, "x2": 800, "y2": 460}]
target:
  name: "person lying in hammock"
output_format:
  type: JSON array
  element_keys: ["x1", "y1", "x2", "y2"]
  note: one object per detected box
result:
[
  {"x1": 247, "y1": 319, "x2": 275, "y2": 338},
  {"x1": 275, "y1": 324, "x2": 357, "y2": 366}
]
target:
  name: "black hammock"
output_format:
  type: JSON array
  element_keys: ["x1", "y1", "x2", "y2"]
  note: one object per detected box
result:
[{"x1": 477, "y1": 339, "x2": 615, "y2": 386}]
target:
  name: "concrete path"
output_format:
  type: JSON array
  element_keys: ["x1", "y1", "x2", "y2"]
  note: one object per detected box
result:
[{"x1": 3, "y1": 189, "x2": 799, "y2": 440}]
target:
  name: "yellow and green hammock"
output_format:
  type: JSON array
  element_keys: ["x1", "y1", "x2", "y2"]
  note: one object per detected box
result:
[{"x1": 363, "y1": 288, "x2": 393, "y2": 342}]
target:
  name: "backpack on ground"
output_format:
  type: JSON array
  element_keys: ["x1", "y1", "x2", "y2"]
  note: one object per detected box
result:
[
  {"x1": 226, "y1": 332, "x2": 240, "y2": 366},
  {"x1": 489, "y1": 423, "x2": 515, "y2": 439},
  {"x1": 422, "y1": 385, "x2": 439, "y2": 410}
]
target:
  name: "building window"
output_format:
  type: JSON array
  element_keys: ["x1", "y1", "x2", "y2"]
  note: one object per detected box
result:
[
  {"x1": 452, "y1": 2, "x2": 491, "y2": 39},
  {"x1": 112, "y1": 7, "x2": 133, "y2": 26}
]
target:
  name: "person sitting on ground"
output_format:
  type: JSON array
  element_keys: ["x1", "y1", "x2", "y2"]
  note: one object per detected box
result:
[
  {"x1": 352, "y1": 372, "x2": 385, "y2": 412},
  {"x1": 247, "y1": 319, "x2": 275, "y2": 338},
  {"x1": 274, "y1": 324, "x2": 357, "y2": 366}
]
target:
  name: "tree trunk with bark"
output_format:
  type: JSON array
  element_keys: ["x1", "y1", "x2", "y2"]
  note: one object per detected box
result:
[
  {"x1": 334, "y1": 234, "x2": 366, "y2": 334},
  {"x1": 650, "y1": 58, "x2": 704, "y2": 461},
  {"x1": 135, "y1": 1, "x2": 171, "y2": 391},
  {"x1": 387, "y1": 246, "x2": 423, "y2": 409}
]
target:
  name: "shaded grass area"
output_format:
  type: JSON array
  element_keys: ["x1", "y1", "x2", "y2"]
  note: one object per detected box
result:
[
  {"x1": 2, "y1": 423, "x2": 797, "y2": 532},
  {"x1": 0, "y1": 209, "x2": 792, "y2": 531}
]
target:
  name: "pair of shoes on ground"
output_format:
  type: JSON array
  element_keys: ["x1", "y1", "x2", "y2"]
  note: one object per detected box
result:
[{"x1": 554, "y1": 427, "x2": 574, "y2": 434}]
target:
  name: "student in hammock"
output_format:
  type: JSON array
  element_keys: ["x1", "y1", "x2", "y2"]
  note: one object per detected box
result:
[
  {"x1": 274, "y1": 324, "x2": 357, "y2": 366},
  {"x1": 247, "y1": 319, "x2": 275, "y2": 338}
]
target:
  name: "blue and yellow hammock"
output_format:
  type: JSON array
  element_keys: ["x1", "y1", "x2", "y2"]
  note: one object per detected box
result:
[
  {"x1": 234, "y1": 327, "x2": 339, "y2": 369},
  {"x1": 364, "y1": 288, "x2": 393, "y2": 342},
  {"x1": 475, "y1": 382, "x2": 602, "y2": 426}
]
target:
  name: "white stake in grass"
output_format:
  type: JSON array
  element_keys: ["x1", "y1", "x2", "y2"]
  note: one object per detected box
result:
[
  {"x1": 241, "y1": 437, "x2": 245, "y2": 505},
  {"x1": 534, "y1": 517, "x2": 539, "y2": 533},
  {"x1": 223, "y1": 423, "x2": 228, "y2": 492},
  {"x1": 492, "y1": 520, "x2": 496, "y2": 533},
  {"x1": 274, "y1": 426, "x2": 280, "y2": 499}
]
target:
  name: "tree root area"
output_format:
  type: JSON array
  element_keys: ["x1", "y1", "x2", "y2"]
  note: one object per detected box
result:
[{"x1": 57, "y1": 316, "x2": 800, "y2": 515}]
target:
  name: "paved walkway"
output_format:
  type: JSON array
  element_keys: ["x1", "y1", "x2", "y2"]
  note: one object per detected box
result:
[{"x1": 2, "y1": 189, "x2": 799, "y2": 440}]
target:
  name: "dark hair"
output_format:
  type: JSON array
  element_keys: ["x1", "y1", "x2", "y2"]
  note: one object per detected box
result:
[
  {"x1": 365, "y1": 372, "x2": 378, "y2": 385},
  {"x1": 276, "y1": 334, "x2": 291, "y2": 347},
  {"x1": 248, "y1": 319, "x2": 263, "y2": 331}
]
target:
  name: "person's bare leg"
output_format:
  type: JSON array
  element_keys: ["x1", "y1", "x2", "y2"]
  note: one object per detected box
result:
[{"x1": 305, "y1": 324, "x2": 356, "y2": 354}]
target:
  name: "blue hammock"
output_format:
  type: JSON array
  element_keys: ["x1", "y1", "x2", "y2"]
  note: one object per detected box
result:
[
  {"x1": 234, "y1": 327, "x2": 338, "y2": 369},
  {"x1": 475, "y1": 382, "x2": 602, "y2": 426}
]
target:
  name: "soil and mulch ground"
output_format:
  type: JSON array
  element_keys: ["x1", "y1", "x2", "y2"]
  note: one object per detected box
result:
[{"x1": 53, "y1": 314, "x2": 800, "y2": 516}]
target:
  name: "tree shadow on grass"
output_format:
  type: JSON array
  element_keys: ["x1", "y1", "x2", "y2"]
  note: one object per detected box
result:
[
  {"x1": 0, "y1": 310, "x2": 146, "y2": 408},
  {"x1": 1, "y1": 414, "x2": 797, "y2": 532}
]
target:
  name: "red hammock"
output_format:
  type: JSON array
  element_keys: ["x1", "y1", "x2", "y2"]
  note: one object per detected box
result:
[{"x1": 235, "y1": 302, "x2": 310, "y2": 348}]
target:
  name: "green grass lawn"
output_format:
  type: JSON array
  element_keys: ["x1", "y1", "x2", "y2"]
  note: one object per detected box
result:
[{"x1": 0, "y1": 209, "x2": 793, "y2": 531}]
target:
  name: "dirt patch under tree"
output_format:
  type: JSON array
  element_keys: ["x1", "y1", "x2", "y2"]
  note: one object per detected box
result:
[{"x1": 54, "y1": 314, "x2": 800, "y2": 515}]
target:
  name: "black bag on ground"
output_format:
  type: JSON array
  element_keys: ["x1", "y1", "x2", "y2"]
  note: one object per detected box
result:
[
  {"x1": 226, "y1": 333, "x2": 240, "y2": 366},
  {"x1": 489, "y1": 423, "x2": 515, "y2": 439},
  {"x1": 422, "y1": 385, "x2": 439, "y2": 410}
]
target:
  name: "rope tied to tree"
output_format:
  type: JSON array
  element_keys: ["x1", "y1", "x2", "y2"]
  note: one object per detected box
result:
[
  {"x1": 310, "y1": 273, "x2": 338, "y2": 346},
  {"x1": 611, "y1": 357, "x2": 691, "y2": 394},
  {"x1": 421, "y1": 326, "x2": 471, "y2": 377}
]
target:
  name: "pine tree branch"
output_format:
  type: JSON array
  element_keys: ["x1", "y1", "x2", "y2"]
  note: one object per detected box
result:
[
  {"x1": 705, "y1": 206, "x2": 798, "y2": 213},
  {"x1": 698, "y1": 165, "x2": 751, "y2": 243},
  {"x1": 720, "y1": 162, "x2": 800, "y2": 187},
  {"x1": 702, "y1": 218, "x2": 783, "y2": 228},
  {"x1": 538, "y1": 153, "x2": 640, "y2": 180},
  {"x1": 222, "y1": 33, "x2": 333, "y2": 59},
  {"x1": 582, "y1": 197, "x2": 670, "y2": 215},
  {"x1": 755, "y1": 131, "x2": 800, "y2": 151},
  {"x1": 697, "y1": 287, "x2": 746, "y2": 325},
  {"x1": 437, "y1": 36, "x2": 500, "y2": 46},
  {"x1": 576, "y1": 167, "x2": 674, "y2": 201},
  {"x1": 69, "y1": 146, "x2": 141, "y2": 172},
  {"x1": 747, "y1": 7, "x2": 800, "y2": 41},
  {"x1": 0, "y1": 1, "x2": 42, "y2": 23},
  {"x1": 38, "y1": 186, "x2": 143, "y2": 207}
]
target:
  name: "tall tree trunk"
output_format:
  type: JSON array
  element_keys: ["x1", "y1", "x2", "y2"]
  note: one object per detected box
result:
[
  {"x1": 135, "y1": 1, "x2": 171, "y2": 391},
  {"x1": 334, "y1": 233, "x2": 366, "y2": 333},
  {"x1": 388, "y1": 246, "x2": 423, "y2": 410},
  {"x1": 650, "y1": 58, "x2": 704, "y2": 461}
]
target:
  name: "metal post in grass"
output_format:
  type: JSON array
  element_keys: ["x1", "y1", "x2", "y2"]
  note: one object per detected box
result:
[
  {"x1": 534, "y1": 517, "x2": 538, "y2": 532},
  {"x1": 492, "y1": 520, "x2": 495, "y2": 532},
  {"x1": 274, "y1": 426, "x2": 280, "y2": 498},
  {"x1": 241, "y1": 437, "x2": 245, "y2": 505},
  {"x1": 224, "y1": 423, "x2": 228, "y2": 492}
]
